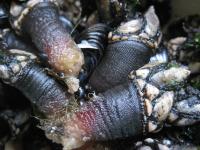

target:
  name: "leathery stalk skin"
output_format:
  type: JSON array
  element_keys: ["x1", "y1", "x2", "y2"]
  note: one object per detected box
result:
[
  {"x1": 0, "y1": 50, "x2": 200, "y2": 150},
  {"x1": 9, "y1": 0, "x2": 84, "y2": 93},
  {"x1": 0, "y1": 49, "x2": 70, "y2": 118},
  {"x1": 89, "y1": 6, "x2": 162, "y2": 92}
]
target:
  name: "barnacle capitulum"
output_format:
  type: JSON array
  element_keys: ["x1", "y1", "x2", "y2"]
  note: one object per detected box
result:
[
  {"x1": 150, "y1": 46, "x2": 169, "y2": 63},
  {"x1": 131, "y1": 62, "x2": 200, "y2": 132},
  {"x1": 89, "y1": 6, "x2": 162, "y2": 92},
  {"x1": 9, "y1": 0, "x2": 84, "y2": 93}
]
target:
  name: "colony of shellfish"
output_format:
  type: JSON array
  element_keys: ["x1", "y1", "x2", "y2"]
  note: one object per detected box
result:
[{"x1": 0, "y1": 0, "x2": 199, "y2": 150}]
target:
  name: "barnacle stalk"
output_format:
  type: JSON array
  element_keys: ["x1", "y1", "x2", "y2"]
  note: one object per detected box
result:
[
  {"x1": 9, "y1": 0, "x2": 84, "y2": 93},
  {"x1": 0, "y1": 49, "x2": 71, "y2": 118},
  {"x1": 89, "y1": 6, "x2": 162, "y2": 92}
]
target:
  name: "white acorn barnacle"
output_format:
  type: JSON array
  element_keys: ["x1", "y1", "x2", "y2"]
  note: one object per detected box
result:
[
  {"x1": 16, "y1": 55, "x2": 28, "y2": 62},
  {"x1": 175, "y1": 99, "x2": 200, "y2": 114},
  {"x1": 108, "y1": 32, "x2": 113, "y2": 39},
  {"x1": 117, "y1": 19, "x2": 143, "y2": 34},
  {"x1": 153, "y1": 91, "x2": 174, "y2": 121},
  {"x1": 20, "y1": 62, "x2": 28, "y2": 68},
  {"x1": 136, "y1": 69, "x2": 150, "y2": 79},
  {"x1": 144, "y1": 138, "x2": 154, "y2": 143},
  {"x1": 144, "y1": 6, "x2": 159, "y2": 37},
  {"x1": 0, "y1": 65, "x2": 10, "y2": 79},
  {"x1": 138, "y1": 146, "x2": 152, "y2": 150},
  {"x1": 136, "y1": 79, "x2": 146, "y2": 90},
  {"x1": 158, "y1": 144, "x2": 169, "y2": 150},
  {"x1": 142, "y1": 62, "x2": 161, "y2": 69},
  {"x1": 120, "y1": 36, "x2": 129, "y2": 40},
  {"x1": 111, "y1": 35, "x2": 121, "y2": 41},
  {"x1": 144, "y1": 83, "x2": 159, "y2": 101},
  {"x1": 148, "y1": 121, "x2": 157, "y2": 132},
  {"x1": 144, "y1": 99, "x2": 153, "y2": 116},
  {"x1": 10, "y1": 63, "x2": 20, "y2": 74},
  {"x1": 167, "y1": 112, "x2": 179, "y2": 123},
  {"x1": 9, "y1": 49, "x2": 37, "y2": 60},
  {"x1": 167, "y1": 37, "x2": 187, "y2": 57},
  {"x1": 150, "y1": 66, "x2": 190, "y2": 86},
  {"x1": 10, "y1": 2, "x2": 24, "y2": 17}
]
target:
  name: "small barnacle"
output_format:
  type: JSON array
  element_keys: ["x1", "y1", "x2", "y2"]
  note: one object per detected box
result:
[{"x1": 150, "y1": 65, "x2": 190, "y2": 87}]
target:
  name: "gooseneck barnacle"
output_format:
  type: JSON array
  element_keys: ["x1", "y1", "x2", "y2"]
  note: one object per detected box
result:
[
  {"x1": 0, "y1": 49, "x2": 70, "y2": 117},
  {"x1": 9, "y1": 0, "x2": 84, "y2": 93},
  {"x1": 0, "y1": 49, "x2": 199, "y2": 150},
  {"x1": 89, "y1": 6, "x2": 162, "y2": 92}
]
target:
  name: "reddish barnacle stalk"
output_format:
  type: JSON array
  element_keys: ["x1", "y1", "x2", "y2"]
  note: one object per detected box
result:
[
  {"x1": 9, "y1": 0, "x2": 84, "y2": 93},
  {"x1": 0, "y1": 49, "x2": 199, "y2": 150}
]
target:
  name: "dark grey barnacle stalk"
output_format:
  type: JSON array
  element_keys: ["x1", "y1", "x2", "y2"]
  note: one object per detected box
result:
[
  {"x1": 9, "y1": 0, "x2": 84, "y2": 93},
  {"x1": 89, "y1": 6, "x2": 162, "y2": 92},
  {"x1": 0, "y1": 49, "x2": 72, "y2": 117},
  {"x1": 0, "y1": 49, "x2": 199, "y2": 150}
]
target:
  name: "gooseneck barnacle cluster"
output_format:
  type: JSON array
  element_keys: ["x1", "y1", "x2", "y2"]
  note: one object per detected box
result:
[
  {"x1": 0, "y1": 48, "x2": 200, "y2": 149},
  {"x1": 0, "y1": 0, "x2": 199, "y2": 150}
]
